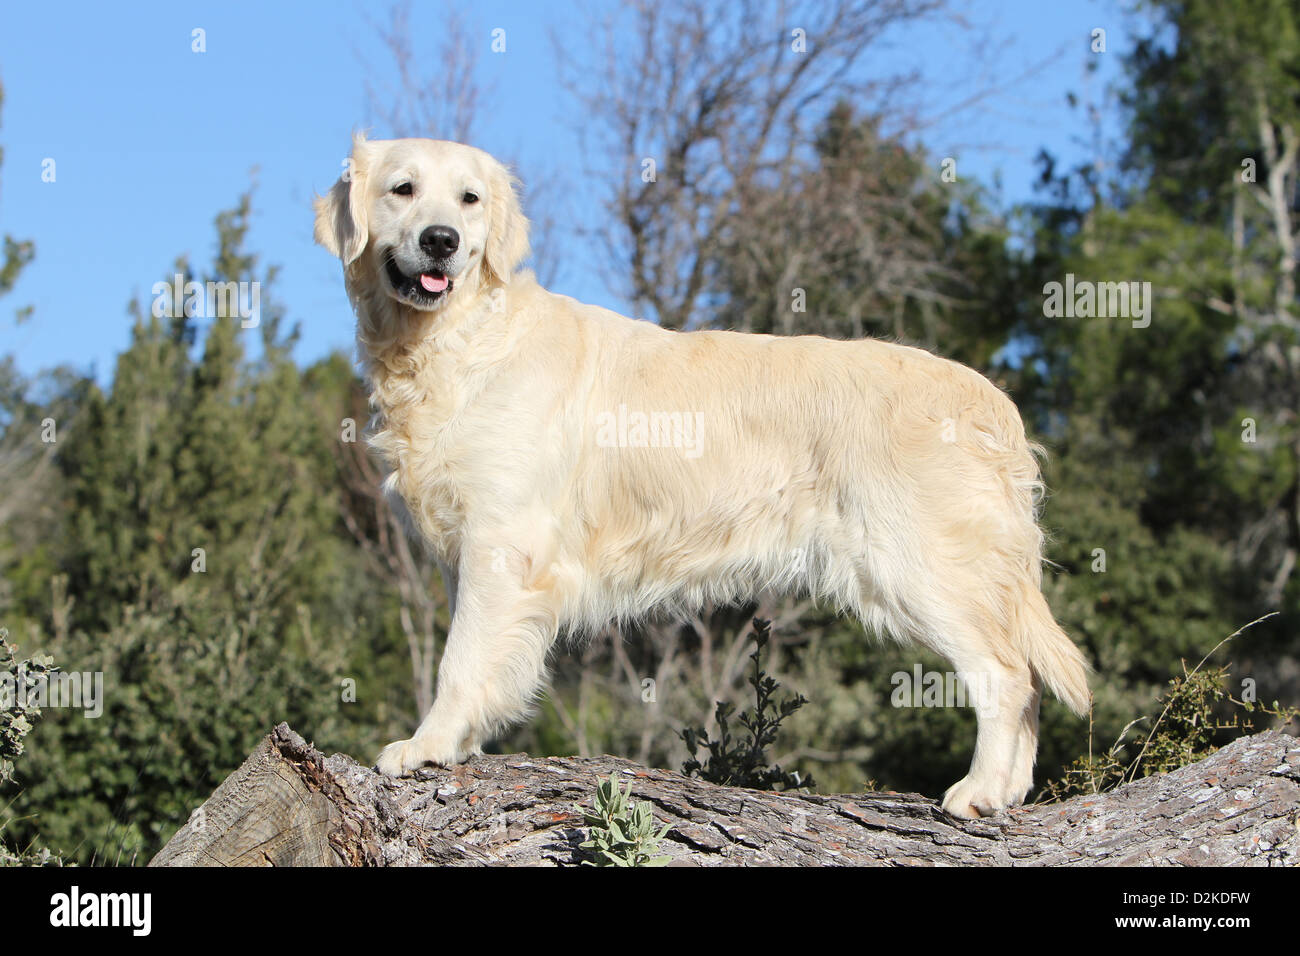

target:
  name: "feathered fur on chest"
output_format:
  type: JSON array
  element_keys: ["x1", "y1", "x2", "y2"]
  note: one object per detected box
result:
[
  {"x1": 358, "y1": 298, "x2": 529, "y2": 562},
  {"x1": 362, "y1": 338, "x2": 478, "y2": 561}
]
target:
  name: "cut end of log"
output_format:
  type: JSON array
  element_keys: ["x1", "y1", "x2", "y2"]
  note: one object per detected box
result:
[{"x1": 150, "y1": 724, "x2": 1300, "y2": 867}]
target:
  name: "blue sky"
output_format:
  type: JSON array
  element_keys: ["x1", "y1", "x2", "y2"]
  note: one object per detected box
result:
[{"x1": 0, "y1": 0, "x2": 1138, "y2": 384}]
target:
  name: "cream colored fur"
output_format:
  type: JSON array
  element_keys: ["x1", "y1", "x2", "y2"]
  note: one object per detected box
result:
[{"x1": 314, "y1": 134, "x2": 1091, "y2": 818}]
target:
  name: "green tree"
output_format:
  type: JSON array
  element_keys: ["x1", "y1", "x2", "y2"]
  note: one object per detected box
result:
[
  {"x1": 1, "y1": 194, "x2": 392, "y2": 863},
  {"x1": 1007, "y1": 0, "x2": 1300, "y2": 774}
]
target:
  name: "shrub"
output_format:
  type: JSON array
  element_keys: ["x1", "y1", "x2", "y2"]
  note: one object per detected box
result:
[{"x1": 680, "y1": 618, "x2": 814, "y2": 791}]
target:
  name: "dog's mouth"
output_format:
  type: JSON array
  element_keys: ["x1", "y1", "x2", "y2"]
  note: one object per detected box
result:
[{"x1": 385, "y1": 256, "x2": 453, "y2": 306}]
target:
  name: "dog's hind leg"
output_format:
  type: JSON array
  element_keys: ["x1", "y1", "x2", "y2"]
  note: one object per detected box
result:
[
  {"x1": 882, "y1": 568, "x2": 1037, "y2": 818},
  {"x1": 930, "y1": 618, "x2": 1037, "y2": 819},
  {"x1": 935, "y1": 634, "x2": 1034, "y2": 816},
  {"x1": 942, "y1": 576, "x2": 1087, "y2": 815}
]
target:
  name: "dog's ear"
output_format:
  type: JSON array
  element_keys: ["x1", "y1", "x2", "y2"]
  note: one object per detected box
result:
[
  {"x1": 483, "y1": 158, "x2": 530, "y2": 285},
  {"x1": 314, "y1": 133, "x2": 371, "y2": 266}
]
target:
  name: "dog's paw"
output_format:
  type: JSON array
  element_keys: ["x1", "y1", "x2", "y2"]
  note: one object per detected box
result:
[
  {"x1": 374, "y1": 738, "x2": 417, "y2": 776},
  {"x1": 374, "y1": 736, "x2": 459, "y2": 776},
  {"x1": 941, "y1": 775, "x2": 1010, "y2": 819}
]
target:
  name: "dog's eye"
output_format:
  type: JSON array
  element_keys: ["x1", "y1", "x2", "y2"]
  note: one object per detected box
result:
[
  {"x1": 462, "y1": 191, "x2": 479, "y2": 204},
  {"x1": 391, "y1": 182, "x2": 413, "y2": 197}
]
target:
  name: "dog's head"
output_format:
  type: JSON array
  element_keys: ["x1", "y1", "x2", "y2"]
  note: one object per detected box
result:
[{"x1": 314, "y1": 134, "x2": 529, "y2": 312}]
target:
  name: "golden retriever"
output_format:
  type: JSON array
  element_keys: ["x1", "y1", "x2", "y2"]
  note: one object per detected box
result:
[{"x1": 314, "y1": 134, "x2": 1090, "y2": 817}]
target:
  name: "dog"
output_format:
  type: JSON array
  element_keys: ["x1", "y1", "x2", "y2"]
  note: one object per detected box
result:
[{"x1": 314, "y1": 134, "x2": 1091, "y2": 818}]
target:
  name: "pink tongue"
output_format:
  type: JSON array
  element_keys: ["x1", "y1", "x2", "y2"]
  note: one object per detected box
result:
[{"x1": 420, "y1": 273, "x2": 449, "y2": 293}]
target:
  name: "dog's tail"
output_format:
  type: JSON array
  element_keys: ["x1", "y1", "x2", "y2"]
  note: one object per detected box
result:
[
  {"x1": 992, "y1": 419, "x2": 1090, "y2": 716},
  {"x1": 1015, "y1": 583, "x2": 1091, "y2": 715}
]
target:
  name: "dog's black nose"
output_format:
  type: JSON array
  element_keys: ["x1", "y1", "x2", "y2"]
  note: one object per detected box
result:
[{"x1": 419, "y1": 225, "x2": 460, "y2": 258}]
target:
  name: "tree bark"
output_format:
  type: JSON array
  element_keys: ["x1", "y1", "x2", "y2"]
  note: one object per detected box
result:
[{"x1": 150, "y1": 723, "x2": 1300, "y2": 867}]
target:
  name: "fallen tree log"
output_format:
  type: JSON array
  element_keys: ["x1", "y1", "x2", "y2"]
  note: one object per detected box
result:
[{"x1": 150, "y1": 723, "x2": 1300, "y2": 866}]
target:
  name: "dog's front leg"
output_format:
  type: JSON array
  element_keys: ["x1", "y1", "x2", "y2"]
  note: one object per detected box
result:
[{"x1": 375, "y1": 546, "x2": 559, "y2": 775}]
